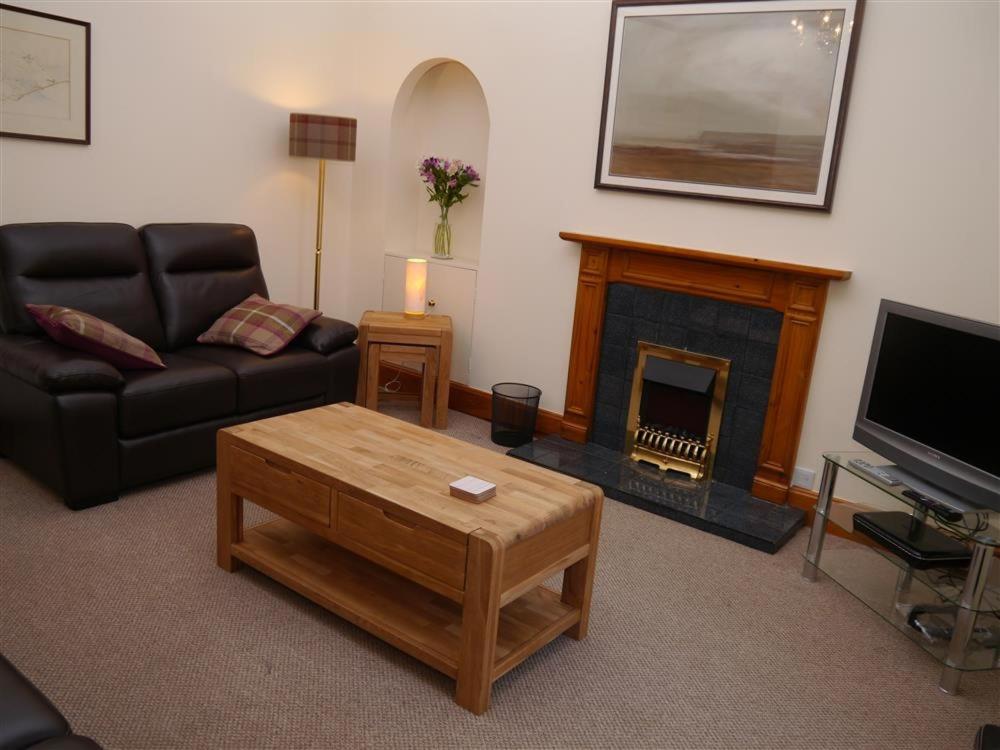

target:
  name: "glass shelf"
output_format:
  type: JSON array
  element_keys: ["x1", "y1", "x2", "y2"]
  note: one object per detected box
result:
[
  {"x1": 816, "y1": 543, "x2": 1000, "y2": 672},
  {"x1": 855, "y1": 534, "x2": 1000, "y2": 614},
  {"x1": 822, "y1": 451, "x2": 1000, "y2": 548},
  {"x1": 804, "y1": 450, "x2": 1000, "y2": 690}
]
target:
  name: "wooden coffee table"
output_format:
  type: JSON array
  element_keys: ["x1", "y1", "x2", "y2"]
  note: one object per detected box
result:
[{"x1": 216, "y1": 403, "x2": 603, "y2": 714}]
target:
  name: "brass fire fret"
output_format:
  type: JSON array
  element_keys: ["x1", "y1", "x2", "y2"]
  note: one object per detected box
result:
[
  {"x1": 633, "y1": 426, "x2": 711, "y2": 479},
  {"x1": 624, "y1": 342, "x2": 731, "y2": 481}
]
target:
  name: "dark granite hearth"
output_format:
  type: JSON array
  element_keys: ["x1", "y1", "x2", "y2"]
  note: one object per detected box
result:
[{"x1": 509, "y1": 435, "x2": 805, "y2": 553}]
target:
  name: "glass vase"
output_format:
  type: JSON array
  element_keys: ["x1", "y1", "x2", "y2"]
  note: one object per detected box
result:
[{"x1": 433, "y1": 215, "x2": 452, "y2": 259}]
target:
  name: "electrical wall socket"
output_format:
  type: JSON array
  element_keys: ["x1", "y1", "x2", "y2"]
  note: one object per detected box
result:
[{"x1": 791, "y1": 466, "x2": 816, "y2": 490}]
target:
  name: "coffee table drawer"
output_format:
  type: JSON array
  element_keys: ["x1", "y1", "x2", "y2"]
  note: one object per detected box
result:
[
  {"x1": 338, "y1": 493, "x2": 467, "y2": 590},
  {"x1": 231, "y1": 447, "x2": 331, "y2": 526}
]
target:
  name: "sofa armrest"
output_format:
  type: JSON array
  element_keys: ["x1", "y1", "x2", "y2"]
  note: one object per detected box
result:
[
  {"x1": 0, "y1": 334, "x2": 124, "y2": 393},
  {"x1": 0, "y1": 653, "x2": 71, "y2": 750},
  {"x1": 293, "y1": 316, "x2": 358, "y2": 355}
]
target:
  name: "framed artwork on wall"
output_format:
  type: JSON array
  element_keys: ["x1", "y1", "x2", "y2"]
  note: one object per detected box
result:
[
  {"x1": 595, "y1": 0, "x2": 864, "y2": 210},
  {"x1": 1, "y1": 3, "x2": 90, "y2": 144}
]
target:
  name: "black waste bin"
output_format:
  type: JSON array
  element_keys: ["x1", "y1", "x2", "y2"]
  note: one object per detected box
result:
[{"x1": 490, "y1": 382, "x2": 542, "y2": 447}]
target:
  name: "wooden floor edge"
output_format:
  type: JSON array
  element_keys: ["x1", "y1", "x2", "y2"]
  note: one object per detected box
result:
[
  {"x1": 377, "y1": 363, "x2": 564, "y2": 435},
  {"x1": 789, "y1": 486, "x2": 894, "y2": 548}
]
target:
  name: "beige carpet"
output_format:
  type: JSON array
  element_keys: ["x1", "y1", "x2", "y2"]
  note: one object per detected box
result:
[{"x1": 1, "y1": 406, "x2": 997, "y2": 750}]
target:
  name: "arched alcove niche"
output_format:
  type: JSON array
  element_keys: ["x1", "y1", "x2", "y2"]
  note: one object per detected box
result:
[{"x1": 387, "y1": 59, "x2": 490, "y2": 264}]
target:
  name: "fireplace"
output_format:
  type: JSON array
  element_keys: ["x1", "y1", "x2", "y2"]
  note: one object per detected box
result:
[
  {"x1": 625, "y1": 342, "x2": 730, "y2": 480},
  {"x1": 509, "y1": 232, "x2": 851, "y2": 553},
  {"x1": 591, "y1": 283, "x2": 782, "y2": 492}
]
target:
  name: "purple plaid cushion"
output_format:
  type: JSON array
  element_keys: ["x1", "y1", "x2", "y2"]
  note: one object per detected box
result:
[
  {"x1": 26, "y1": 304, "x2": 165, "y2": 370},
  {"x1": 197, "y1": 294, "x2": 321, "y2": 356}
]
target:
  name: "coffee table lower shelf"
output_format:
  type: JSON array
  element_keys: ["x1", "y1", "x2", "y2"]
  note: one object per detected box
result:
[{"x1": 232, "y1": 519, "x2": 581, "y2": 682}]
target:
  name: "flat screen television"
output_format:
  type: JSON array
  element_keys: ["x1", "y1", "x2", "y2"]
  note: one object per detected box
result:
[{"x1": 854, "y1": 299, "x2": 1000, "y2": 513}]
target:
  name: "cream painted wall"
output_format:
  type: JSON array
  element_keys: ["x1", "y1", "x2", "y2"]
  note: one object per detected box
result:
[
  {"x1": 1, "y1": 1, "x2": 997, "y2": 490},
  {"x1": 0, "y1": 0, "x2": 361, "y2": 320},
  {"x1": 343, "y1": 0, "x2": 999, "y2": 489}
]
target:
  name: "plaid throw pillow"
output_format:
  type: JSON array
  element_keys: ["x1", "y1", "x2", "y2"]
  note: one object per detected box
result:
[
  {"x1": 197, "y1": 294, "x2": 321, "y2": 356},
  {"x1": 26, "y1": 304, "x2": 165, "y2": 370}
]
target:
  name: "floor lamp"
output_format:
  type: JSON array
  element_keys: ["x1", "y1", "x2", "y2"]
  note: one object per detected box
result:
[{"x1": 288, "y1": 113, "x2": 357, "y2": 310}]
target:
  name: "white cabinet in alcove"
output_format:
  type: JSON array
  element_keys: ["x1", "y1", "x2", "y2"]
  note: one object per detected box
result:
[{"x1": 381, "y1": 253, "x2": 477, "y2": 385}]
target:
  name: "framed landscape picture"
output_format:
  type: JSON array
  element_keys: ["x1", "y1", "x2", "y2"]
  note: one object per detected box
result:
[
  {"x1": 595, "y1": 0, "x2": 864, "y2": 210},
  {"x1": 1, "y1": 4, "x2": 90, "y2": 144}
]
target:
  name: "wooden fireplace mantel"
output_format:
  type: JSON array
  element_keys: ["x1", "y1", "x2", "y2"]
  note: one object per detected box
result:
[
  {"x1": 559, "y1": 231, "x2": 852, "y2": 505},
  {"x1": 558, "y1": 233, "x2": 852, "y2": 281}
]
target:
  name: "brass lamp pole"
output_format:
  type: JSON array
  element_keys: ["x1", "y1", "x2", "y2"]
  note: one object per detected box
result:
[
  {"x1": 313, "y1": 159, "x2": 326, "y2": 310},
  {"x1": 288, "y1": 113, "x2": 357, "y2": 310}
]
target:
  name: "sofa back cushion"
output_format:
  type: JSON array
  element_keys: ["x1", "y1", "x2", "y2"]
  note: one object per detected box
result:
[
  {"x1": 141, "y1": 223, "x2": 268, "y2": 350},
  {"x1": 0, "y1": 223, "x2": 167, "y2": 349}
]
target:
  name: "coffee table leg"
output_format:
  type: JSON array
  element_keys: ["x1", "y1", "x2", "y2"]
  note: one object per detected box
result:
[
  {"x1": 456, "y1": 531, "x2": 503, "y2": 715},
  {"x1": 216, "y1": 436, "x2": 243, "y2": 572},
  {"x1": 562, "y1": 490, "x2": 603, "y2": 640}
]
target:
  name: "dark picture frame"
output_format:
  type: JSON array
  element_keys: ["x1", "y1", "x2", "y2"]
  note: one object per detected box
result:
[
  {"x1": 595, "y1": 0, "x2": 865, "y2": 210},
  {"x1": 1, "y1": 3, "x2": 91, "y2": 144}
]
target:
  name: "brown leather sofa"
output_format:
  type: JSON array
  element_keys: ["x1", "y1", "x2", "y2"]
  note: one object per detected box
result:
[{"x1": 0, "y1": 223, "x2": 359, "y2": 509}]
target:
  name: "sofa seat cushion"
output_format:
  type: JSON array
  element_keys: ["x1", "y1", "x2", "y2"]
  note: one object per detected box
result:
[
  {"x1": 178, "y1": 344, "x2": 329, "y2": 413},
  {"x1": 118, "y1": 353, "x2": 236, "y2": 438}
]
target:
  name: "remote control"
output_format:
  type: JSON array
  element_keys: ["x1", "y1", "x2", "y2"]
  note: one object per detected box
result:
[
  {"x1": 901, "y1": 489, "x2": 964, "y2": 522},
  {"x1": 848, "y1": 458, "x2": 901, "y2": 485}
]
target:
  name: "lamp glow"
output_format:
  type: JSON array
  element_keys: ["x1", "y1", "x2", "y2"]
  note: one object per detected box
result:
[{"x1": 404, "y1": 259, "x2": 428, "y2": 319}]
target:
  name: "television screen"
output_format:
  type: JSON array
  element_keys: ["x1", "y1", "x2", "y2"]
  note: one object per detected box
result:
[{"x1": 865, "y1": 312, "x2": 1000, "y2": 477}]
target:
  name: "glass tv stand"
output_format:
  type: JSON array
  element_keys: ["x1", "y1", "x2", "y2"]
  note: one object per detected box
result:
[{"x1": 802, "y1": 451, "x2": 999, "y2": 695}]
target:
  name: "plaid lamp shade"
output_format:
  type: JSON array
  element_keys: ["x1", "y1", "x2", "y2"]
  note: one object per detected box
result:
[{"x1": 289, "y1": 113, "x2": 357, "y2": 161}]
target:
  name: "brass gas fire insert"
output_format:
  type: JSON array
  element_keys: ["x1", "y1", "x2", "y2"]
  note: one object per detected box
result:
[{"x1": 624, "y1": 342, "x2": 731, "y2": 481}]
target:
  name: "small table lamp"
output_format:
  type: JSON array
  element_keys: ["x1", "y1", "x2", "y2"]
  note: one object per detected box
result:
[
  {"x1": 404, "y1": 258, "x2": 428, "y2": 319},
  {"x1": 289, "y1": 113, "x2": 357, "y2": 310}
]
